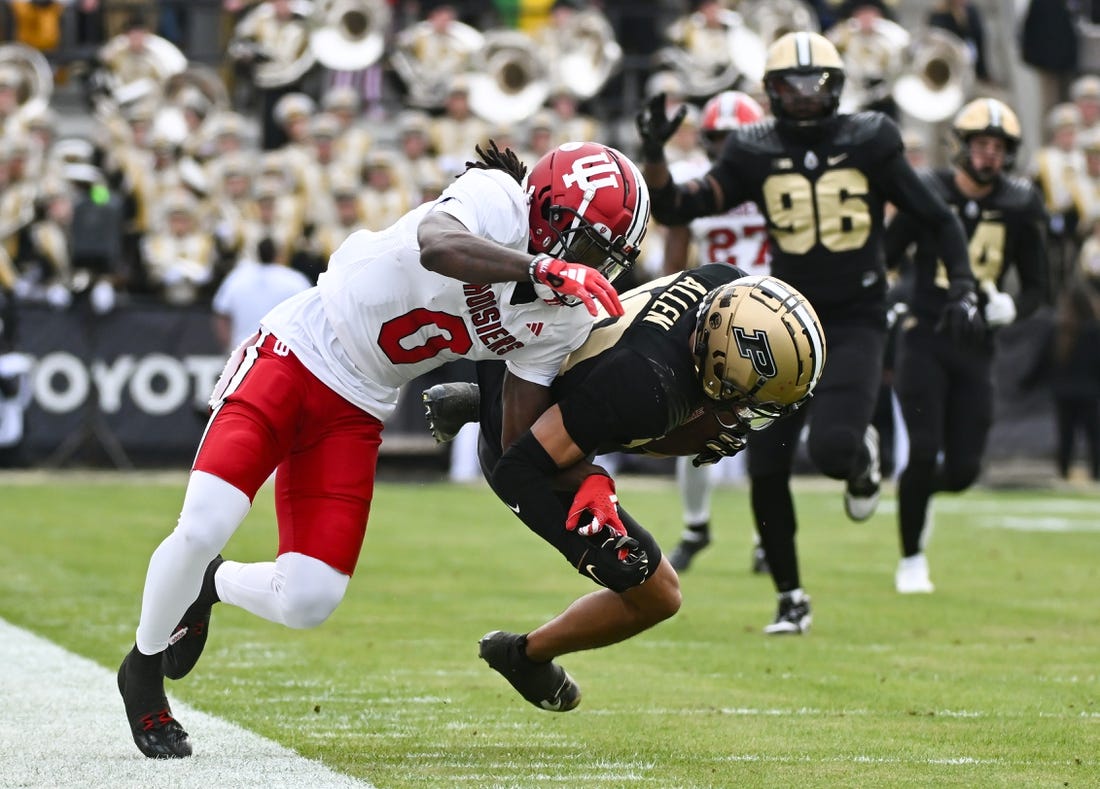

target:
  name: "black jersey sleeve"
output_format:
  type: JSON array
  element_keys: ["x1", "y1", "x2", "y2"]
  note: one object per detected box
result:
[
  {"x1": 557, "y1": 347, "x2": 674, "y2": 456},
  {"x1": 883, "y1": 209, "x2": 922, "y2": 272},
  {"x1": 1011, "y1": 186, "x2": 1050, "y2": 319},
  {"x1": 649, "y1": 138, "x2": 753, "y2": 226},
  {"x1": 871, "y1": 129, "x2": 974, "y2": 291},
  {"x1": 649, "y1": 172, "x2": 722, "y2": 227}
]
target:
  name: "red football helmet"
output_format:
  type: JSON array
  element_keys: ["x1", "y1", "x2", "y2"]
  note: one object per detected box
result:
[
  {"x1": 526, "y1": 142, "x2": 650, "y2": 286},
  {"x1": 700, "y1": 90, "x2": 765, "y2": 156}
]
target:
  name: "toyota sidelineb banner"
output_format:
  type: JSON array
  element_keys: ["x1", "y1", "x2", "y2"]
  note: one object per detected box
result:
[
  {"x1": 16, "y1": 303, "x2": 226, "y2": 465},
  {"x1": 9, "y1": 302, "x2": 1056, "y2": 469}
]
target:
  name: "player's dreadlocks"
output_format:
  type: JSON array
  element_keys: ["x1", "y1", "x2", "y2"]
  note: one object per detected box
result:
[{"x1": 462, "y1": 140, "x2": 528, "y2": 185}]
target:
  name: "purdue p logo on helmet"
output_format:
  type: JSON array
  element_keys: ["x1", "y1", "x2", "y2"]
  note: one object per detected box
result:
[{"x1": 693, "y1": 276, "x2": 826, "y2": 426}]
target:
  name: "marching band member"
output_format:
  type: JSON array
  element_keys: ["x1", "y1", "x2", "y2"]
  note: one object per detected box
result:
[{"x1": 140, "y1": 189, "x2": 216, "y2": 306}]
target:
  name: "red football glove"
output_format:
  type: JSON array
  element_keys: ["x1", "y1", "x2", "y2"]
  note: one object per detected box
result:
[
  {"x1": 565, "y1": 474, "x2": 626, "y2": 541},
  {"x1": 529, "y1": 254, "x2": 624, "y2": 317}
]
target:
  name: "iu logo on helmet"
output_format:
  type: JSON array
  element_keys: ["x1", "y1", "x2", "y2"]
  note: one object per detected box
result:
[
  {"x1": 561, "y1": 152, "x2": 620, "y2": 193},
  {"x1": 733, "y1": 327, "x2": 778, "y2": 378}
]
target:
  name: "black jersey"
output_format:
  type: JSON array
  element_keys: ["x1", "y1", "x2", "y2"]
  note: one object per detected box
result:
[
  {"x1": 553, "y1": 264, "x2": 743, "y2": 455},
  {"x1": 884, "y1": 169, "x2": 1048, "y2": 322},
  {"x1": 649, "y1": 112, "x2": 971, "y2": 325},
  {"x1": 476, "y1": 264, "x2": 742, "y2": 463}
]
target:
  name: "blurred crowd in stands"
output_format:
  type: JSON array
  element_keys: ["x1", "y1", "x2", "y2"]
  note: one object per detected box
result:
[{"x1": 0, "y1": 0, "x2": 1099, "y2": 476}]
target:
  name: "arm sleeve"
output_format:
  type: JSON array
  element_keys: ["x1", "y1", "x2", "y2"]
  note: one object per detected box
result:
[
  {"x1": 1012, "y1": 195, "x2": 1051, "y2": 320},
  {"x1": 882, "y1": 210, "x2": 921, "y2": 272},
  {"x1": 877, "y1": 157, "x2": 974, "y2": 290},
  {"x1": 489, "y1": 431, "x2": 576, "y2": 542},
  {"x1": 650, "y1": 153, "x2": 749, "y2": 227}
]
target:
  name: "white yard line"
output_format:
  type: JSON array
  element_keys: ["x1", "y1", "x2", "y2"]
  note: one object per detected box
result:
[{"x1": 0, "y1": 618, "x2": 373, "y2": 789}]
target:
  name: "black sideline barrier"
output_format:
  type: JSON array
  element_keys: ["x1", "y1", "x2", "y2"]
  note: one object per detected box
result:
[{"x1": 15, "y1": 302, "x2": 453, "y2": 467}]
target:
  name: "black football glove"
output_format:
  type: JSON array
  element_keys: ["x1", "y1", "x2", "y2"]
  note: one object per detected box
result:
[
  {"x1": 691, "y1": 428, "x2": 749, "y2": 468},
  {"x1": 935, "y1": 284, "x2": 982, "y2": 344},
  {"x1": 635, "y1": 92, "x2": 688, "y2": 162},
  {"x1": 577, "y1": 531, "x2": 650, "y2": 591}
]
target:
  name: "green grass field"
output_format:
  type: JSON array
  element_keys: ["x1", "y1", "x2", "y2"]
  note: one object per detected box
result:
[{"x1": 1, "y1": 473, "x2": 1097, "y2": 788}]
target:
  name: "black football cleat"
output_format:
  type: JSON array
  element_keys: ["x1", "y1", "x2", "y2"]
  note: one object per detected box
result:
[
  {"x1": 668, "y1": 531, "x2": 711, "y2": 572},
  {"x1": 422, "y1": 382, "x2": 481, "y2": 443},
  {"x1": 763, "y1": 590, "x2": 812, "y2": 636},
  {"x1": 118, "y1": 647, "x2": 192, "y2": 758},
  {"x1": 162, "y1": 555, "x2": 224, "y2": 680},
  {"x1": 478, "y1": 630, "x2": 580, "y2": 712}
]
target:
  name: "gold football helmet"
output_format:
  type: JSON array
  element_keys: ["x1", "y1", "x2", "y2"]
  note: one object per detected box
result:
[
  {"x1": 763, "y1": 32, "x2": 845, "y2": 129},
  {"x1": 952, "y1": 97, "x2": 1022, "y2": 182},
  {"x1": 693, "y1": 275, "x2": 826, "y2": 429}
]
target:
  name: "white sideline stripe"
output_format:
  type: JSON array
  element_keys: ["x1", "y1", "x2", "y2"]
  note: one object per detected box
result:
[{"x1": 0, "y1": 618, "x2": 373, "y2": 789}]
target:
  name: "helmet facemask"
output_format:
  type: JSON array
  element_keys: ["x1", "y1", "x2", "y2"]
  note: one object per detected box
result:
[
  {"x1": 542, "y1": 203, "x2": 642, "y2": 287},
  {"x1": 955, "y1": 133, "x2": 1016, "y2": 186},
  {"x1": 765, "y1": 68, "x2": 844, "y2": 130}
]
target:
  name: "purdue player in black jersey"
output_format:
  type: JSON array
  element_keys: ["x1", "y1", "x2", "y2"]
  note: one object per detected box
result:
[
  {"x1": 428, "y1": 268, "x2": 826, "y2": 711},
  {"x1": 635, "y1": 31, "x2": 980, "y2": 634},
  {"x1": 884, "y1": 98, "x2": 1048, "y2": 594}
]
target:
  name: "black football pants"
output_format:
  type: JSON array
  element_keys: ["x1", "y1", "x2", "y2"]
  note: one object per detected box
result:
[
  {"x1": 894, "y1": 322, "x2": 994, "y2": 557},
  {"x1": 747, "y1": 323, "x2": 887, "y2": 594}
]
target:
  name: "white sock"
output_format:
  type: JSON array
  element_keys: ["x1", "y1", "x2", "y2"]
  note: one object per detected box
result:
[
  {"x1": 216, "y1": 552, "x2": 349, "y2": 629},
  {"x1": 677, "y1": 456, "x2": 713, "y2": 527},
  {"x1": 135, "y1": 471, "x2": 251, "y2": 655}
]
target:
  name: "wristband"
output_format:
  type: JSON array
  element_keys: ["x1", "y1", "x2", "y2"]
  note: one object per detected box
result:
[{"x1": 528, "y1": 254, "x2": 553, "y2": 284}]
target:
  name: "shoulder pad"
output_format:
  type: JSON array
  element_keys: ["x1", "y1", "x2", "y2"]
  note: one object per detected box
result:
[
  {"x1": 727, "y1": 119, "x2": 784, "y2": 155},
  {"x1": 919, "y1": 168, "x2": 953, "y2": 199},
  {"x1": 998, "y1": 175, "x2": 1046, "y2": 214},
  {"x1": 693, "y1": 262, "x2": 744, "y2": 288},
  {"x1": 834, "y1": 111, "x2": 902, "y2": 151}
]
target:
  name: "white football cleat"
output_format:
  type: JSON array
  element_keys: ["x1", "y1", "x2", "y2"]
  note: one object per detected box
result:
[
  {"x1": 896, "y1": 553, "x2": 935, "y2": 594},
  {"x1": 844, "y1": 425, "x2": 882, "y2": 522}
]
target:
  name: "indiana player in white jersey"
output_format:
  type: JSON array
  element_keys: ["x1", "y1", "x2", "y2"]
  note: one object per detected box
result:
[
  {"x1": 664, "y1": 90, "x2": 771, "y2": 278},
  {"x1": 117, "y1": 141, "x2": 651, "y2": 760},
  {"x1": 662, "y1": 91, "x2": 772, "y2": 574}
]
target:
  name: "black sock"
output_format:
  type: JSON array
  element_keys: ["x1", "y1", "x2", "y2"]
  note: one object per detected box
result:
[
  {"x1": 751, "y1": 472, "x2": 800, "y2": 593},
  {"x1": 683, "y1": 521, "x2": 709, "y2": 540},
  {"x1": 196, "y1": 555, "x2": 224, "y2": 607}
]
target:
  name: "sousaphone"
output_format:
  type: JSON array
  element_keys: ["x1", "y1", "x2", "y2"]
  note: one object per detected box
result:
[
  {"x1": 0, "y1": 43, "x2": 53, "y2": 121},
  {"x1": 310, "y1": 0, "x2": 390, "y2": 72},
  {"x1": 893, "y1": 28, "x2": 975, "y2": 123},
  {"x1": 467, "y1": 31, "x2": 550, "y2": 125},
  {"x1": 551, "y1": 9, "x2": 622, "y2": 101}
]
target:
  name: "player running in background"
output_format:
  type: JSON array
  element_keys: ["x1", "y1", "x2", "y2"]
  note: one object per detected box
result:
[
  {"x1": 116, "y1": 141, "x2": 649, "y2": 759},
  {"x1": 427, "y1": 269, "x2": 826, "y2": 711},
  {"x1": 636, "y1": 31, "x2": 980, "y2": 634},
  {"x1": 885, "y1": 98, "x2": 1048, "y2": 593},
  {"x1": 660, "y1": 89, "x2": 773, "y2": 574}
]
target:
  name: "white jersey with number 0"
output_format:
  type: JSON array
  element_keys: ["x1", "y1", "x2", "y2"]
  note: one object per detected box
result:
[
  {"x1": 260, "y1": 168, "x2": 592, "y2": 421},
  {"x1": 670, "y1": 158, "x2": 771, "y2": 274}
]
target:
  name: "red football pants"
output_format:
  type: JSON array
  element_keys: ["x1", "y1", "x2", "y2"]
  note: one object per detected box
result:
[{"x1": 194, "y1": 331, "x2": 383, "y2": 575}]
